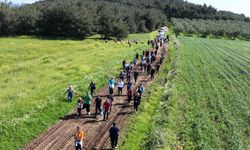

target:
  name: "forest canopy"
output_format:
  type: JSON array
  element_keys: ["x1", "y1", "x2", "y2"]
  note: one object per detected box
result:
[{"x1": 0, "y1": 0, "x2": 249, "y2": 38}]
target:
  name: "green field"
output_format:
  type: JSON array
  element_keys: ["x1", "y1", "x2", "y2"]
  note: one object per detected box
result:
[
  {"x1": 121, "y1": 36, "x2": 250, "y2": 149},
  {"x1": 0, "y1": 33, "x2": 154, "y2": 149}
]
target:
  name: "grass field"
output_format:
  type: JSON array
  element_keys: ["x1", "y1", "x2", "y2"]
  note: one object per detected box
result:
[
  {"x1": 0, "y1": 33, "x2": 154, "y2": 150},
  {"x1": 120, "y1": 36, "x2": 250, "y2": 150},
  {"x1": 165, "y1": 37, "x2": 250, "y2": 149}
]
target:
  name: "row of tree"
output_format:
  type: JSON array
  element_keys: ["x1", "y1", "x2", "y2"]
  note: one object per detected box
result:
[
  {"x1": 0, "y1": 0, "x2": 249, "y2": 38},
  {"x1": 172, "y1": 18, "x2": 250, "y2": 40},
  {"x1": 0, "y1": 0, "x2": 167, "y2": 38}
]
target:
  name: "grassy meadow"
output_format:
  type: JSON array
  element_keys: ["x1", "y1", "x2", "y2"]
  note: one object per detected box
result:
[
  {"x1": 120, "y1": 36, "x2": 250, "y2": 150},
  {"x1": 0, "y1": 32, "x2": 155, "y2": 149}
]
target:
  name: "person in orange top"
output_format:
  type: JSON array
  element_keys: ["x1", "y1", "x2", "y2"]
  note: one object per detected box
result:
[{"x1": 75, "y1": 126, "x2": 85, "y2": 150}]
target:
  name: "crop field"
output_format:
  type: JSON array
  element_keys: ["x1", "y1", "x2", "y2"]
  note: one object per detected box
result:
[
  {"x1": 164, "y1": 37, "x2": 250, "y2": 149},
  {"x1": 120, "y1": 36, "x2": 250, "y2": 149},
  {"x1": 0, "y1": 33, "x2": 153, "y2": 149}
]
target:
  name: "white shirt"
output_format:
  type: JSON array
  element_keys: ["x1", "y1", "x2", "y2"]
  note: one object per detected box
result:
[{"x1": 118, "y1": 81, "x2": 124, "y2": 88}]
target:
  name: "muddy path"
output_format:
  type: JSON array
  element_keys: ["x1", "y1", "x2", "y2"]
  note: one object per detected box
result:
[{"x1": 23, "y1": 42, "x2": 168, "y2": 150}]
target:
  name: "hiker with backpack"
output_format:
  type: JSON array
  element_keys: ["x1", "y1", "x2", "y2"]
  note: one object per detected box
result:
[
  {"x1": 64, "y1": 85, "x2": 78, "y2": 102},
  {"x1": 88, "y1": 81, "x2": 96, "y2": 97},
  {"x1": 77, "y1": 97, "x2": 84, "y2": 118},
  {"x1": 109, "y1": 123, "x2": 120, "y2": 149},
  {"x1": 108, "y1": 77, "x2": 115, "y2": 95}
]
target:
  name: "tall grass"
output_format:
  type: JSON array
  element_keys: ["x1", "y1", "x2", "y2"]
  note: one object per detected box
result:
[{"x1": 0, "y1": 33, "x2": 152, "y2": 150}]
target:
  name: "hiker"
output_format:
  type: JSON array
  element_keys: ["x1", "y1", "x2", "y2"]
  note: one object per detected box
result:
[
  {"x1": 74, "y1": 126, "x2": 85, "y2": 150},
  {"x1": 133, "y1": 70, "x2": 139, "y2": 83},
  {"x1": 147, "y1": 63, "x2": 151, "y2": 74},
  {"x1": 109, "y1": 123, "x2": 120, "y2": 149},
  {"x1": 127, "y1": 68, "x2": 131, "y2": 81},
  {"x1": 137, "y1": 84, "x2": 144, "y2": 96},
  {"x1": 119, "y1": 70, "x2": 126, "y2": 81},
  {"x1": 88, "y1": 81, "x2": 96, "y2": 97},
  {"x1": 156, "y1": 63, "x2": 160, "y2": 72},
  {"x1": 95, "y1": 96, "x2": 102, "y2": 115},
  {"x1": 77, "y1": 97, "x2": 84, "y2": 117},
  {"x1": 127, "y1": 88, "x2": 132, "y2": 104},
  {"x1": 84, "y1": 93, "x2": 92, "y2": 116},
  {"x1": 108, "y1": 77, "x2": 115, "y2": 95},
  {"x1": 142, "y1": 60, "x2": 147, "y2": 73},
  {"x1": 150, "y1": 67, "x2": 156, "y2": 80},
  {"x1": 117, "y1": 79, "x2": 124, "y2": 95},
  {"x1": 160, "y1": 55, "x2": 164, "y2": 64},
  {"x1": 103, "y1": 99, "x2": 110, "y2": 121},
  {"x1": 122, "y1": 60, "x2": 126, "y2": 69},
  {"x1": 133, "y1": 57, "x2": 137, "y2": 65},
  {"x1": 127, "y1": 79, "x2": 132, "y2": 91},
  {"x1": 107, "y1": 94, "x2": 114, "y2": 112},
  {"x1": 135, "y1": 53, "x2": 139, "y2": 60},
  {"x1": 64, "y1": 85, "x2": 77, "y2": 102},
  {"x1": 134, "y1": 93, "x2": 141, "y2": 112}
]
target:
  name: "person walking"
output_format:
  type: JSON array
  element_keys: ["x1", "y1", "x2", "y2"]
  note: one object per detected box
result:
[
  {"x1": 150, "y1": 67, "x2": 156, "y2": 80},
  {"x1": 137, "y1": 84, "x2": 144, "y2": 97},
  {"x1": 88, "y1": 81, "x2": 96, "y2": 97},
  {"x1": 119, "y1": 70, "x2": 126, "y2": 81},
  {"x1": 107, "y1": 94, "x2": 114, "y2": 112},
  {"x1": 84, "y1": 93, "x2": 92, "y2": 116},
  {"x1": 127, "y1": 88, "x2": 132, "y2": 104},
  {"x1": 134, "y1": 93, "x2": 141, "y2": 112},
  {"x1": 127, "y1": 68, "x2": 131, "y2": 81},
  {"x1": 103, "y1": 99, "x2": 110, "y2": 121},
  {"x1": 127, "y1": 79, "x2": 132, "y2": 91},
  {"x1": 117, "y1": 79, "x2": 124, "y2": 95},
  {"x1": 133, "y1": 70, "x2": 139, "y2": 83},
  {"x1": 77, "y1": 97, "x2": 84, "y2": 118},
  {"x1": 108, "y1": 77, "x2": 115, "y2": 95},
  {"x1": 74, "y1": 126, "x2": 85, "y2": 150},
  {"x1": 64, "y1": 85, "x2": 77, "y2": 102},
  {"x1": 95, "y1": 96, "x2": 102, "y2": 115},
  {"x1": 109, "y1": 123, "x2": 120, "y2": 149},
  {"x1": 122, "y1": 60, "x2": 126, "y2": 69}
]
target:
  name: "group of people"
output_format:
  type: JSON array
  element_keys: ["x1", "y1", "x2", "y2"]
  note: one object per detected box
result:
[{"x1": 66, "y1": 34, "x2": 168, "y2": 150}]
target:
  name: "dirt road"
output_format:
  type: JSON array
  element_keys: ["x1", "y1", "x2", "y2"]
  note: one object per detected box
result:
[{"x1": 23, "y1": 42, "x2": 168, "y2": 150}]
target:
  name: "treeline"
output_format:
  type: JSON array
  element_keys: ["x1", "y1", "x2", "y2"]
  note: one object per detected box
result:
[
  {"x1": 0, "y1": 0, "x2": 250, "y2": 38},
  {"x1": 0, "y1": 0, "x2": 167, "y2": 38},
  {"x1": 172, "y1": 18, "x2": 250, "y2": 40}
]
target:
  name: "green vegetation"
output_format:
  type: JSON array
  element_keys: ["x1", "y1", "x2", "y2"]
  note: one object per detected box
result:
[
  {"x1": 172, "y1": 18, "x2": 250, "y2": 40},
  {"x1": 120, "y1": 36, "x2": 250, "y2": 149},
  {"x1": 1, "y1": 0, "x2": 249, "y2": 38},
  {"x1": 0, "y1": 32, "x2": 153, "y2": 150},
  {"x1": 163, "y1": 36, "x2": 250, "y2": 149}
]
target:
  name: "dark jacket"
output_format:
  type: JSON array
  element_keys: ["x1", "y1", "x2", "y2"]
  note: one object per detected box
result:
[{"x1": 109, "y1": 126, "x2": 120, "y2": 138}]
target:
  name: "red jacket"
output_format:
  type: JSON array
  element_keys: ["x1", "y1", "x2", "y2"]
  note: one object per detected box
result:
[
  {"x1": 103, "y1": 101, "x2": 110, "y2": 112},
  {"x1": 127, "y1": 90, "x2": 132, "y2": 97}
]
